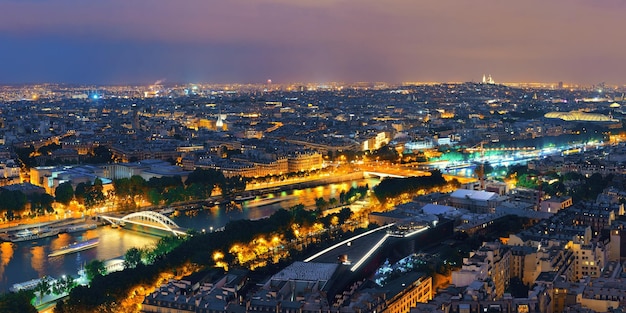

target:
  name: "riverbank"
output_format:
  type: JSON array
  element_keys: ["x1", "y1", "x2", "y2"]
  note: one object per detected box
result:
[
  {"x1": 246, "y1": 171, "x2": 365, "y2": 192},
  {"x1": 129, "y1": 171, "x2": 367, "y2": 214},
  {"x1": 0, "y1": 174, "x2": 378, "y2": 293},
  {"x1": 0, "y1": 218, "x2": 101, "y2": 242}
]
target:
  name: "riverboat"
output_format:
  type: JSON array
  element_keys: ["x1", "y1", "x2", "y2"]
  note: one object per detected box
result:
[
  {"x1": 234, "y1": 195, "x2": 256, "y2": 202},
  {"x1": 158, "y1": 208, "x2": 175, "y2": 216},
  {"x1": 9, "y1": 276, "x2": 56, "y2": 292},
  {"x1": 245, "y1": 195, "x2": 296, "y2": 208},
  {"x1": 10, "y1": 227, "x2": 61, "y2": 243},
  {"x1": 48, "y1": 238, "x2": 99, "y2": 257},
  {"x1": 64, "y1": 223, "x2": 97, "y2": 233}
]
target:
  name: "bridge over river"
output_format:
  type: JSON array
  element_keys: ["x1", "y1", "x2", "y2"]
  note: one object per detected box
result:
[{"x1": 98, "y1": 211, "x2": 188, "y2": 236}]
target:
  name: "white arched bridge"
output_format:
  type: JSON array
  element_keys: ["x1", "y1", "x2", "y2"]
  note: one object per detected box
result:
[{"x1": 98, "y1": 211, "x2": 188, "y2": 236}]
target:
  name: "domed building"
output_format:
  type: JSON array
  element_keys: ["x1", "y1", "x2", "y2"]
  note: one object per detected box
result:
[{"x1": 544, "y1": 110, "x2": 618, "y2": 122}]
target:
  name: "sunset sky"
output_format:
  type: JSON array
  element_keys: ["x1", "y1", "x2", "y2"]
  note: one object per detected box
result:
[{"x1": 1, "y1": 0, "x2": 625, "y2": 85}]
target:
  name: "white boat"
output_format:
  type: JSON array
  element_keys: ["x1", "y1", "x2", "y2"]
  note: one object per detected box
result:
[
  {"x1": 234, "y1": 195, "x2": 256, "y2": 202},
  {"x1": 158, "y1": 208, "x2": 175, "y2": 215},
  {"x1": 65, "y1": 223, "x2": 97, "y2": 233},
  {"x1": 10, "y1": 227, "x2": 60, "y2": 243},
  {"x1": 49, "y1": 238, "x2": 99, "y2": 257},
  {"x1": 9, "y1": 276, "x2": 56, "y2": 292}
]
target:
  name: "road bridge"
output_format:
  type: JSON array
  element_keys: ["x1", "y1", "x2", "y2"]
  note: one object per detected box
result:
[
  {"x1": 98, "y1": 211, "x2": 188, "y2": 236},
  {"x1": 302, "y1": 220, "x2": 453, "y2": 302},
  {"x1": 304, "y1": 223, "x2": 430, "y2": 272}
]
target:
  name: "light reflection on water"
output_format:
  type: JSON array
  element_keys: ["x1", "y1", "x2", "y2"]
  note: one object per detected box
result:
[
  {"x1": 0, "y1": 177, "x2": 379, "y2": 292},
  {"x1": 173, "y1": 178, "x2": 378, "y2": 230},
  {"x1": 30, "y1": 246, "x2": 46, "y2": 278},
  {"x1": 0, "y1": 243, "x2": 12, "y2": 281},
  {"x1": 0, "y1": 226, "x2": 161, "y2": 292}
]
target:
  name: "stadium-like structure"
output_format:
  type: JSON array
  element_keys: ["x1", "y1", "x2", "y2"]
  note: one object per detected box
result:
[{"x1": 544, "y1": 110, "x2": 618, "y2": 122}]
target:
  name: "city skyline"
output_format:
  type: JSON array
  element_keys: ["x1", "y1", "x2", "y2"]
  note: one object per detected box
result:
[{"x1": 1, "y1": 0, "x2": 626, "y2": 85}]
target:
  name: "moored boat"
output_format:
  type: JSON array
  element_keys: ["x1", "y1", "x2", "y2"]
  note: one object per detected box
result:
[
  {"x1": 64, "y1": 223, "x2": 97, "y2": 233},
  {"x1": 48, "y1": 238, "x2": 99, "y2": 257},
  {"x1": 245, "y1": 195, "x2": 296, "y2": 208},
  {"x1": 234, "y1": 195, "x2": 256, "y2": 202},
  {"x1": 9, "y1": 276, "x2": 56, "y2": 293},
  {"x1": 10, "y1": 227, "x2": 60, "y2": 243},
  {"x1": 158, "y1": 208, "x2": 175, "y2": 216}
]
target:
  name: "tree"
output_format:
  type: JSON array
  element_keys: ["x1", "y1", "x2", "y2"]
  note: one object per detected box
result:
[
  {"x1": 62, "y1": 275, "x2": 76, "y2": 294},
  {"x1": 516, "y1": 174, "x2": 538, "y2": 189},
  {"x1": 85, "y1": 259, "x2": 106, "y2": 281},
  {"x1": 563, "y1": 171, "x2": 584, "y2": 181},
  {"x1": 129, "y1": 175, "x2": 146, "y2": 197},
  {"x1": 74, "y1": 182, "x2": 88, "y2": 204},
  {"x1": 186, "y1": 183, "x2": 212, "y2": 200},
  {"x1": 34, "y1": 276, "x2": 51, "y2": 303},
  {"x1": 147, "y1": 189, "x2": 163, "y2": 206},
  {"x1": 38, "y1": 143, "x2": 61, "y2": 155},
  {"x1": 371, "y1": 144, "x2": 400, "y2": 162},
  {"x1": 113, "y1": 178, "x2": 131, "y2": 198},
  {"x1": 90, "y1": 145, "x2": 113, "y2": 163},
  {"x1": 55, "y1": 182, "x2": 74, "y2": 205},
  {"x1": 164, "y1": 185, "x2": 186, "y2": 204},
  {"x1": 123, "y1": 247, "x2": 143, "y2": 269},
  {"x1": 372, "y1": 170, "x2": 447, "y2": 202},
  {"x1": 53, "y1": 298, "x2": 67, "y2": 313},
  {"x1": 52, "y1": 275, "x2": 76, "y2": 295},
  {"x1": 118, "y1": 196, "x2": 138, "y2": 211},
  {"x1": 0, "y1": 290, "x2": 38, "y2": 313},
  {"x1": 329, "y1": 197, "x2": 338, "y2": 207},
  {"x1": 15, "y1": 146, "x2": 37, "y2": 170},
  {"x1": 338, "y1": 207, "x2": 352, "y2": 224},
  {"x1": 220, "y1": 176, "x2": 247, "y2": 196},
  {"x1": 0, "y1": 190, "x2": 28, "y2": 219},
  {"x1": 315, "y1": 197, "x2": 328, "y2": 211},
  {"x1": 84, "y1": 179, "x2": 105, "y2": 209},
  {"x1": 474, "y1": 161, "x2": 494, "y2": 179},
  {"x1": 291, "y1": 204, "x2": 316, "y2": 227},
  {"x1": 186, "y1": 168, "x2": 224, "y2": 187},
  {"x1": 30, "y1": 193, "x2": 55, "y2": 215}
]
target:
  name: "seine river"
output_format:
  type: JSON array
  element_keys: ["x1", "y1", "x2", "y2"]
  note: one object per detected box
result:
[{"x1": 0, "y1": 177, "x2": 379, "y2": 292}]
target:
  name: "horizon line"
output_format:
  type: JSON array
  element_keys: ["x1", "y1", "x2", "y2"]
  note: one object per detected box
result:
[{"x1": 0, "y1": 80, "x2": 624, "y2": 89}]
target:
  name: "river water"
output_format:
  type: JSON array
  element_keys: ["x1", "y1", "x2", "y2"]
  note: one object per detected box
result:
[{"x1": 0, "y1": 177, "x2": 379, "y2": 292}]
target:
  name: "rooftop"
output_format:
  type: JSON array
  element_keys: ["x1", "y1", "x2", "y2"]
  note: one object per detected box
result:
[
  {"x1": 271, "y1": 261, "x2": 339, "y2": 283},
  {"x1": 450, "y1": 189, "x2": 498, "y2": 201}
]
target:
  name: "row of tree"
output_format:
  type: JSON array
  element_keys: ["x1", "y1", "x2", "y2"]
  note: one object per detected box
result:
[
  {"x1": 53, "y1": 168, "x2": 249, "y2": 211},
  {"x1": 0, "y1": 274, "x2": 77, "y2": 313},
  {"x1": 0, "y1": 167, "x2": 248, "y2": 220},
  {"x1": 508, "y1": 165, "x2": 613, "y2": 203},
  {"x1": 0, "y1": 189, "x2": 54, "y2": 221},
  {"x1": 372, "y1": 170, "x2": 450, "y2": 201},
  {"x1": 113, "y1": 169, "x2": 247, "y2": 208},
  {"x1": 33, "y1": 275, "x2": 77, "y2": 304},
  {"x1": 52, "y1": 204, "x2": 355, "y2": 312},
  {"x1": 314, "y1": 184, "x2": 369, "y2": 210}
]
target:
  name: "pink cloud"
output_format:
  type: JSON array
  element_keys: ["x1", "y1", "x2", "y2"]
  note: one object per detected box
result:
[{"x1": 0, "y1": 0, "x2": 625, "y2": 84}]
